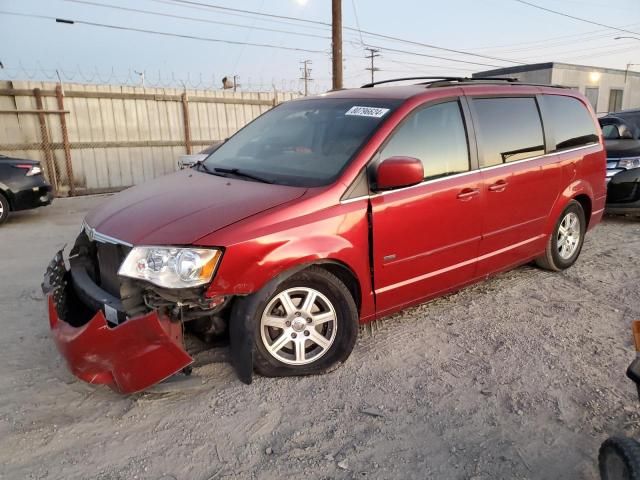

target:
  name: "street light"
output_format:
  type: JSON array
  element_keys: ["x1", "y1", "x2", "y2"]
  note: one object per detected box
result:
[{"x1": 615, "y1": 36, "x2": 640, "y2": 41}]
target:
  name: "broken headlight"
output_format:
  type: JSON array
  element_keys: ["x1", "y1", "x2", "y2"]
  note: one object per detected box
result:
[{"x1": 118, "y1": 246, "x2": 222, "y2": 289}]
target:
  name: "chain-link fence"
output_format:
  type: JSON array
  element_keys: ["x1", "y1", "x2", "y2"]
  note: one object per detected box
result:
[{"x1": 0, "y1": 80, "x2": 300, "y2": 195}]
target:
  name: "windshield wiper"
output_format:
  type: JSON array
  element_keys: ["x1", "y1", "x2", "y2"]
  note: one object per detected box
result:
[{"x1": 213, "y1": 167, "x2": 273, "y2": 184}]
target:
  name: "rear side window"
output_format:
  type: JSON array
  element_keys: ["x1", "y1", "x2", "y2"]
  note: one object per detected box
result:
[
  {"x1": 472, "y1": 97, "x2": 545, "y2": 167},
  {"x1": 543, "y1": 95, "x2": 599, "y2": 151},
  {"x1": 378, "y1": 101, "x2": 470, "y2": 180}
]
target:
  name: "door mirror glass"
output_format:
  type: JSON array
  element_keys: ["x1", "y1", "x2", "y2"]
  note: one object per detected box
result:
[{"x1": 375, "y1": 156, "x2": 424, "y2": 191}]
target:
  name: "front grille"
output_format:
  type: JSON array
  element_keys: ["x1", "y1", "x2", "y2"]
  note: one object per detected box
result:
[{"x1": 93, "y1": 241, "x2": 130, "y2": 297}]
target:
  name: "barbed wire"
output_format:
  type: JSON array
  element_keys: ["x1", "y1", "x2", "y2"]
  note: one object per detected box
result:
[{"x1": 0, "y1": 63, "x2": 331, "y2": 93}]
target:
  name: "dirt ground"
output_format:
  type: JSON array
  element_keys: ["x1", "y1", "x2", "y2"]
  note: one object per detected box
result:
[{"x1": 1, "y1": 195, "x2": 639, "y2": 480}]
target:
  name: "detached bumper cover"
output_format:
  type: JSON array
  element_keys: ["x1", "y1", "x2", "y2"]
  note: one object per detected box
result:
[{"x1": 43, "y1": 250, "x2": 192, "y2": 394}]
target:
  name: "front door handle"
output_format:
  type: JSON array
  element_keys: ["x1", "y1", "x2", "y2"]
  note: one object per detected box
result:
[
  {"x1": 488, "y1": 180, "x2": 508, "y2": 192},
  {"x1": 456, "y1": 188, "x2": 480, "y2": 201}
]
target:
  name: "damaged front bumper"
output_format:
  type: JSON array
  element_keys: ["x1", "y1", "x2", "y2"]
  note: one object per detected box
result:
[{"x1": 43, "y1": 250, "x2": 193, "y2": 394}]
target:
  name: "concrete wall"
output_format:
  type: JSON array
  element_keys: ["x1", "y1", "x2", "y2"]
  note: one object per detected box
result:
[
  {"x1": 551, "y1": 66, "x2": 640, "y2": 115},
  {"x1": 488, "y1": 68, "x2": 552, "y2": 85},
  {"x1": 475, "y1": 65, "x2": 640, "y2": 116},
  {"x1": 0, "y1": 80, "x2": 300, "y2": 194}
]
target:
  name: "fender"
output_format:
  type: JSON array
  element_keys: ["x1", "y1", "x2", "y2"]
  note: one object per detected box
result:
[
  {"x1": 210, "y1": 234, "x2": 372, "y2": 307},
  {"x1": 206, "y1": 203, "x2": 375, "y2": 319},
  {"x1": 544, "y1": 179, "x2": 594, "y2": 236}
]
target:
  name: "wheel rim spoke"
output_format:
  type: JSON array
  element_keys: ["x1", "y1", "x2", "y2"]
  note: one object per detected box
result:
[
  {"x1": 263, "y1": 315, "x2": 286, "y2": 329},
  {"x1": 268, "y1": 332, "x2": 291, "y2": 354},
  {"x1": 312, "y1": 311, "x2": 334, "y2": 325},
  {"x1": 295, "y1": 339, "x2": 305, "y2": 362},
  {"x1": 278, "y1": 292, "x2": 297, "y2": 316},
  {"x1": 307, "y1": 329, "x2": 331, "y2": 350},
  {"x1": 300, "y1": 290, "x2": 316, "y2": 314}
]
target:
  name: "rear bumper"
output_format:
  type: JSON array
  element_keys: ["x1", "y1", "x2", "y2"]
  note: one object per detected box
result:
[
  {"x1": 43, "y1": 251, "x2": 192, "y2": 394},
  {"x1": 13, "y1": 183, "x2": 53, "y2": 211}
]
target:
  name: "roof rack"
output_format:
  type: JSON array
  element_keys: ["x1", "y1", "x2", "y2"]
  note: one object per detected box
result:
[{"x1": 360, "y1": 76, "x2": 520, "y2": 88}]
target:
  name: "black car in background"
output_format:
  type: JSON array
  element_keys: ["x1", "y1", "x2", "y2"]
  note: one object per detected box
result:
[
  {"x1": 0, "y1": 154, "x2": 53, "y2": 224},
  {"x1": 599, "y1": 110, "x2": 640, "y2": 215}
]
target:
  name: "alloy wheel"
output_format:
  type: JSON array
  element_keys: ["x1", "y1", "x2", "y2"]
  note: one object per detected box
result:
[
  {"x1": 557, "y1": 211, "x2": 581, "y2": 260},
  {"x1": 260, "y1": 287, "x2": 337, "y2": 365}
]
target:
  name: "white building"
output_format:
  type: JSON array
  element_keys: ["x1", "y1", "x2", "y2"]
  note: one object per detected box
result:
[{"x1": 474, "y1": 62, "x2": 640, "y2": 115}]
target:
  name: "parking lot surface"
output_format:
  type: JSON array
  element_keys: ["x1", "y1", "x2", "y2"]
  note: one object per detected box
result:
[{"x1": 1, "y1": 196, "x2": 639, "y2": 480}]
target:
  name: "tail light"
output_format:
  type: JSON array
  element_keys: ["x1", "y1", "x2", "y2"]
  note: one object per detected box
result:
[{"x1": 13, "y1": 164, "x2": 42, "y2": 176}]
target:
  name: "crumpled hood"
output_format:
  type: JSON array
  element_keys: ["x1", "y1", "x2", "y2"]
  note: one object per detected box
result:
[{"x1": 85, "y1": 169, "x2": 307, "y2": 245}]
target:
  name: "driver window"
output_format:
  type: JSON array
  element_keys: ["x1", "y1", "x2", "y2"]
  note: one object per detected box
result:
[{"x1": 378, "y1": 101, "x2": 470, "y2": 180}]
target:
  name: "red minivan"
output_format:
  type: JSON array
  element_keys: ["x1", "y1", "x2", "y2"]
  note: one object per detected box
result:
[{"x1": 43, "y1": 78, "x2": 606, "y2": 393}]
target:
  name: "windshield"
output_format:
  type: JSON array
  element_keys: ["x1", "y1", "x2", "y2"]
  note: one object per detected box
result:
[{"x1": 203, "y1": 98, "x2": 400, "y2": 187}]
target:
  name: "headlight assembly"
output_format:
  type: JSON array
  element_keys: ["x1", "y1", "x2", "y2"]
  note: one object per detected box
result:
[
  {"x1": 118, "y1": 246, "x2": 222, "y2": 289},
  {"x1": 617, "y1": 157, "x2": 640, "y2": 169}
]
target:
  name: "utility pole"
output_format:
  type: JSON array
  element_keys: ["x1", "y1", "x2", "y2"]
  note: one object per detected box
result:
[
  {"x1": 233, "y1": 75, "x2": 240, "y2": 92},
  {"x1": 365, "y1": 48, "x2": 380, "y2": 84},
  {"x1": 300, "y1": 60, "x2": 313, "y2": 96},
  {"x1": 331, "y1": 0, "x2": 342, "y2": 90},
  {"x1": 625, "y1": 63, "x2": 640, "y2": 82}
]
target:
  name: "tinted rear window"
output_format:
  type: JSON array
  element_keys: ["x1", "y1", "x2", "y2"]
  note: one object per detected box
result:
[
  {"x1": 543, "y1": 95, "x2": 599, "y2": 151},
  {"x1": 472, "y1": 97, "x2": 545, "y2": 167}
]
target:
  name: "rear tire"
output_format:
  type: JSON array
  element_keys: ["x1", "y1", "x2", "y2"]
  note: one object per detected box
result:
[
  {"x1": 0, "y1": 192, "x2": 9, "y2": 225},
  {"x1": 599, "y1": 436, "x2": 640, "y2": 480},
  {"x1": 535, "y1": 200, "x2": 585, "y2": 271},
  {"x1": 252, "y1": 267, "x2": 358, "y2": 377}
]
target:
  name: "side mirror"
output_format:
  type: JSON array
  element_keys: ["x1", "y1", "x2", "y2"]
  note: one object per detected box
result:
[
  {"x1": 375, "y1": 156, "x2": 424, "y2": 191},
  {"x1": 619, "y1": 125, "x2": 634, "y2": 140}
]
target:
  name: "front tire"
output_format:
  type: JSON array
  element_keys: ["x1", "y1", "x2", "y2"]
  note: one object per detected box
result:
[
  {"x1": 253, "y1": 267, "x2": 358, "y2": 377},
  {"x1": 0, "y1": 192, "x2": 9, "y2": 225},
  {"x1": 536, "y1": 200, "x2": 586, "y2": 271},
  {"x1": 599, "y1": 436, "x2": 640, "y2": 480}
]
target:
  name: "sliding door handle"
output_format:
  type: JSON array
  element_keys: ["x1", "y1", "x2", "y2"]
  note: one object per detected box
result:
[
  {"x1": 457, "y1": 188, "x2": 480, "y2": 201},
  {"x1": 488, "y1": 180, "x2": 508, "y2": 192}
]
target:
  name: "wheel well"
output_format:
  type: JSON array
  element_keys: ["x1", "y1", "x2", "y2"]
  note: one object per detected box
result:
[
  {"x1": 314, "y1": 262, "x2": 361, "y2": 314},
  {"x1": 0, "y1": 189, "x2": 11, "y2": 210},
  {"x1": 573, "y1": 194, "x2": 592, "y2": 227}
]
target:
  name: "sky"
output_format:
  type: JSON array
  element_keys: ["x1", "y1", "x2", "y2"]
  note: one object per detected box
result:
[{"x1": 0, "y1": 0, "x2": 639, "y2": 93}]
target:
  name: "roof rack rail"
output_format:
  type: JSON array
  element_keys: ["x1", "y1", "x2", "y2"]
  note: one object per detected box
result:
[
  {"x1": 361, "y1": 77, "x2": 462, "y2": 88},
  {"x1": 360, "y1": 76, "x2": 520, "y2": 88},
  {"x1": 359, "y1": 76, "x2": 573, "y2": 90}
]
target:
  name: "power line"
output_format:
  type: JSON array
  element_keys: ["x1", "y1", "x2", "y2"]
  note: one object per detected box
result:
[
  {"x1": 470, "y1": 23, "x2": 640, "y2": 52},
  {"x1": 0, "y1": 10, "x2": 327, "y2": 54},
  {"x1": 350, "y1": 0, "x2": 364, "y2": 46},
  {"x1": 160, "y1": 0, "x2": 525, "y2": 65},
  {"x1": 65, "y1": 0, "x2": 331, "y2": 40},
  {"x1": 164, "y1": 0, "x2": 333, "y2": 27},
  {"x1": 511, "y1": 0, "x2": 640, "y2": 36},
  {"x1": 366, "y1": 44, "x2": 505, "y2": 68}
]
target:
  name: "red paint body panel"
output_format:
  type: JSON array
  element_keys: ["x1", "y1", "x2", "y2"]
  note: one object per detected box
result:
[
  {"x1": 371, "y1": 171, "x2": 483, "y2": 315},
  {"x1": 48, "y1": 296, "x2": 192, "y2": 394},
  {"x1": 85, "y1": 169, "x2": 306, "y2": 245}
]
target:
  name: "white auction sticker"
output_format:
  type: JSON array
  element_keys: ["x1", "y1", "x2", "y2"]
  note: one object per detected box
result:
[{"x1": 345, "y1": 106, "x2": 390, "y2": 118}]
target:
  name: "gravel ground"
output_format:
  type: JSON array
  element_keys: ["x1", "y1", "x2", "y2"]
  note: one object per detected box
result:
[{"x1": 1, "y1": 196, "x2": 639, "y2": 480}]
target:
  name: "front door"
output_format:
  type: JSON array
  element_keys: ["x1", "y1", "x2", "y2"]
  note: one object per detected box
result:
[{"x1": 370, "y1": 99, "x2": 483, "y2": 316}]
